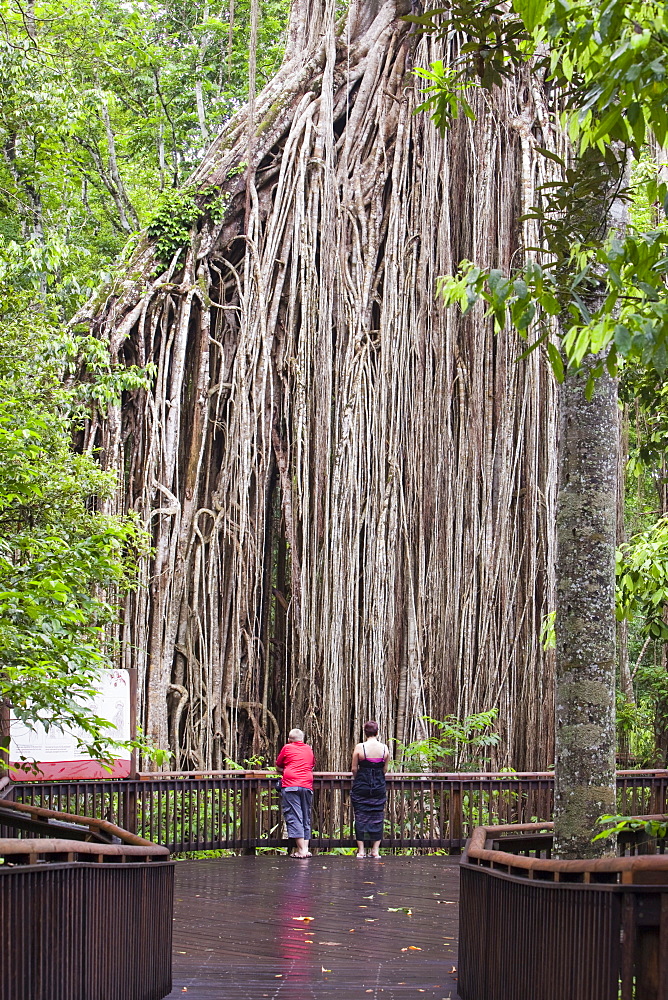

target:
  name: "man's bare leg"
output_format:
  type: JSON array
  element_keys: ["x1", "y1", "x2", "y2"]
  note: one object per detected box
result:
[{"x1": 292, "y1": 837, "x2": 311, "y2": 857}]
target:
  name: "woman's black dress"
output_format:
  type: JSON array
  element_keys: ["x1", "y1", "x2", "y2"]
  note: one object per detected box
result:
[{"x1": 351, "y1": 745, "x2": 387, "y2": 842}]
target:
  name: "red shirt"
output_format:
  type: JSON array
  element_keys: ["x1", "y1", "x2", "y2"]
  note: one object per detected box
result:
[{"x1": 276, "y1": 741, "x2": 315, "y2": 789}]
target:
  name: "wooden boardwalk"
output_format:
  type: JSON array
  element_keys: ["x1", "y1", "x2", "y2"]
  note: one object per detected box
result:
[{"x1": 165, "y1": 856, "x2": 461, "y2": 999}]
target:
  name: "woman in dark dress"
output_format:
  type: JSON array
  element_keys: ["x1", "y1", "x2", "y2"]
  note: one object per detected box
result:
[{"x1": 350, "y1": 721, "x2": 390, "y2": 858}]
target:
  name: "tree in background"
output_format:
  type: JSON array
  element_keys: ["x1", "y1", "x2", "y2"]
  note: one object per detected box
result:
[
  {"x1": 77, "y1": 0, "x2": 563, "y2": 773},
  {"x1": 616, "y1": 361, "x2": 668, "y2": 765}
]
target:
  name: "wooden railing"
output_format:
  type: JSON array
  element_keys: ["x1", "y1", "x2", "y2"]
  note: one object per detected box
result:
[
  {"x1": 459, "y1": 820, "x2": 668, "y2": 1000},
  {"x1": 0, "y1": 797, "x2": 174, "y2": 1000},
  {"x1": 4, "y1": 768, "x2": 667, "y2": 853}
]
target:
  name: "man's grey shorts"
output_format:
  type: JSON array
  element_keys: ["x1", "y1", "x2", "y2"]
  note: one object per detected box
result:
[{"x1": 281, "y1": 786, "x2": 313, "y2": 839}]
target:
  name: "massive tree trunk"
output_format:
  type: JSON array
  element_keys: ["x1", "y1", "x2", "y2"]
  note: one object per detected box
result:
[
  {"x1": 78, "y1": 0, "x2": 559, "y2": 770},
  {"x1": 554, "y1": 357, "x2": 618, "y2": 858}
]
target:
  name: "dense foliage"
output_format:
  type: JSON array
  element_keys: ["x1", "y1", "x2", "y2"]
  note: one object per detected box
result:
[
  {"x1": 0, "y1": 0, "x2": 289, "y2": 316},
  {"x1": 0, "y1": 0, "x2": 289, "y2": 756},
  {"x1": 0, "y1": 301, "x2": 148, "y2": 754}
]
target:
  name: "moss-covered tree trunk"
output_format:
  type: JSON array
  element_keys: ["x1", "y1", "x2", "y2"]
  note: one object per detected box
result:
[{"x1": 554, "y1": 356, "x2": 618, "y2": 858}]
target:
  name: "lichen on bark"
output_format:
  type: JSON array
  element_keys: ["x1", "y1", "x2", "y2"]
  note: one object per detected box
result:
[{"x1": 554, "y1": 355, "x2": 618, "y2": 858}]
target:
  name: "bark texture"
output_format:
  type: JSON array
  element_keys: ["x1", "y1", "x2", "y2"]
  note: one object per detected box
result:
[
  {"x1": 78, "y1": 0, "x2": 560, "y2": 770},
  {"x1": 554, "y1": 356, "x2": 618, "y2": 859}
]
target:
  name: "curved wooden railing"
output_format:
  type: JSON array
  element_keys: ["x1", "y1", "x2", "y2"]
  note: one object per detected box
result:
[
  {"x1": 465, "y1": 817, "x2": 668, "y2": 879},
  {"x1": 0, "y1": 796, "x2": 169, "y2": 861},
  {"x1": 459, "y1": 818, "x2": 668, "y2": 1000},
  {"x1": 0, "y1": 797, "x2": 173, "y2": 1000}
]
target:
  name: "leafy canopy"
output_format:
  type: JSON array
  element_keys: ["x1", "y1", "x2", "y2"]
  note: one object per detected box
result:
[
  {"x1": 0, "y1": 289, "x2": 149, "y2": 759},
  {"x1": 410, "y1": 0, "x2": 668, "y2": 380}
]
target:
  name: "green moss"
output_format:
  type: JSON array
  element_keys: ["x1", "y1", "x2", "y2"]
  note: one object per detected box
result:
[
  {"x1": 147, "y1": 188, "x2": 200, "y2": 265},
  {"x1": 559, "y1": 722, "x2": 607, "y2": 750},
  {"x1": 558, "y1": 679, "x2": 612, "y2": 708},
  {"x1": 196, "y1": 273, "x2": 211, "y2": 308},
  {"x1": 255, "y1": 96, "x2": 289, "y2": 136}
]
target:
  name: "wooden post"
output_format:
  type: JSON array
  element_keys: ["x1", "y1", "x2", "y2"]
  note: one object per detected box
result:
[
  {"x1": 242, "y1": 772, "x2": 260, "y2": 855},
  {"x1": 449, "y1": 785, "x2": 463, "y2": 856},
  {"x1": 123, "y1": 783, "x2": 138, "y2": 836},
  {"x1": 127, "y1": 667, "x2": 138, "y2": 779},
  {"x1": 649, "y1": 772, "x2": 666, "y2": 817}
]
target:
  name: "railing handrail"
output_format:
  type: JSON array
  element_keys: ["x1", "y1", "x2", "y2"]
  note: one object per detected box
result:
[
  {"x1": 0, "y1": 837, "x2": 169, "y2": 860},
  {"x1": 465, "y1": 817, "x2": 668, "y2": 878},
  {"x1": 7, "y1": 770, "x2": 666, "y2": 854},
  {"x1": 0, "y1": 795, "x2": 170, "y2": 861},
  {"x1": 132, "y1": 768, "x2": 668, "y2": 780},
  {"x1": 0, "y1": 795, "x2": 150, "y2": 845}
]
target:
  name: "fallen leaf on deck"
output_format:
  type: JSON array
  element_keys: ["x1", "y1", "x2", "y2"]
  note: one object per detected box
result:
[
  {"x1": 364, "y1": 918, "x2": 376, "y2": 922},
  {"x1": 318, "y1": 941, "x2": 343, "y2": 946},
  {"x1": 387, "y1": 907, "x2": 412, "y2": 915},
  {"x1": 363, "y1": 895, "x2": 374, "y2": 899},
  {"x1": 293, "y1": 916, "x2": 314, "y2": 922},
  {"x1": 451, "y1": 966, "x2": 457, "y2": 972},
  {"x1": 408, "y1": 946, "x2": 422, "y2": 950},
  {"x1": 321, "y1": 967, "x2": 332, "y2": 973}
]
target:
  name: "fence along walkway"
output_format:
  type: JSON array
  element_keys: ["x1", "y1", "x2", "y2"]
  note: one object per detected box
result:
[
  {"x1": 0, "y1": 796, "x2": 173, "y2": 1000},
  {"x1": 164, "y1": 854, "x2": 461, "y2": 1000},
  {"x1": 6, "y1": 770, "x2": 668, "y2": 853}
]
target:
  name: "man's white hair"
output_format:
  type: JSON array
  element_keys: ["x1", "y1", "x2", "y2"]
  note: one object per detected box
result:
[{"x1": 288, "y1": 728, "x2": 304, "y2": 741}]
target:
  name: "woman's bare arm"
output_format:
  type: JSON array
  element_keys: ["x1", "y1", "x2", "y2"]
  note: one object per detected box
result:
[{"x1": 351, "y1": 745, "x2": 361, "y2": 776}]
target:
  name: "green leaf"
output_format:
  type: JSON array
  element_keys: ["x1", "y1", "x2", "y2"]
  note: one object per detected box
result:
[
  {"x1": 533, "y1": 145, "x2": 566, "y2": 167},
  {"x1": 546, "y1": 342, "x2": 564, "y2": 382}
]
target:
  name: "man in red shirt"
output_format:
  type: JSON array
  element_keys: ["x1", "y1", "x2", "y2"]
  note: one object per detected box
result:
[{"x1": 276, "y1": 728, "x2": 315, "y2": 858}]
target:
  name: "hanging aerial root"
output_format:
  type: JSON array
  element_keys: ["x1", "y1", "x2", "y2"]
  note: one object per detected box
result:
[{"x1": 83, "y1": 0, "x2": 559, "y2": 772}]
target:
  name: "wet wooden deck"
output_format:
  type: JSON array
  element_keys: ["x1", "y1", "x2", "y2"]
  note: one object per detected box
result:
[{"x1": 165, "y1": 856, "x2": 461, "y2": 999}]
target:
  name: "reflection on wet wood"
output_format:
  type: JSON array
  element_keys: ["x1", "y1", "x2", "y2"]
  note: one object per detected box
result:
[{"x1": 166, "y1": 856, "x2": 461, "y2": 999}]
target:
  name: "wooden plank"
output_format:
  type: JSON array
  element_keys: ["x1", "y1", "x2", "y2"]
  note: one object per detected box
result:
[{"x1": 166, "y1": 856, "x2": 461, "y2": 999}]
